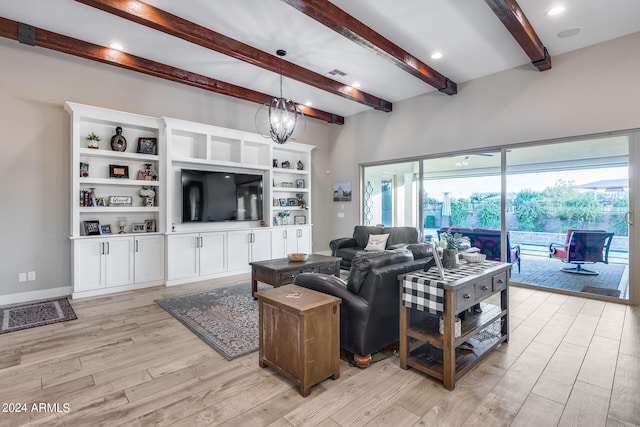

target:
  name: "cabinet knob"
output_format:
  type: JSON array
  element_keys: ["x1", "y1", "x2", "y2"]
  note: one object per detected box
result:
[
  {"x1": 289, "y1": 274, "x2": 296, "y2": 278},
  {"x1": 481, "y1": 285, "x2": 488, "y2": 290},
  {"x1": 497, "y1": 279, "x2": 504, "y2": 284},
  {"x1": 463, "y1": 293, "x2": 471, "y2": 299}
]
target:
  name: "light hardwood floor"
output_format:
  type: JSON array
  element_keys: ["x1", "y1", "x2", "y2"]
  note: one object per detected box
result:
[{"x1": 1, "y1": 275, "x2": 638, "y2": 426}]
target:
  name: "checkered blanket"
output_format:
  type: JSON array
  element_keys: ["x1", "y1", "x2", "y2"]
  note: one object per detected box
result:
[{"x1": 402, "y1": 261, "x2": 497, "y2": 314}]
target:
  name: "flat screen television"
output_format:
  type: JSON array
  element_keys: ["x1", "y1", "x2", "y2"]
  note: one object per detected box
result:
[{"x1": 181, "y1": 169, "x2": 264, "y2": 223}]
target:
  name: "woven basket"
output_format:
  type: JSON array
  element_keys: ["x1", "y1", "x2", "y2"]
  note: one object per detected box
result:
[
  {"x1": 288, "y1": 253, "x2": 309, "y2": 262},
  {"x1": 462, "y1": 253, "x2": 486, "y2": 263}
]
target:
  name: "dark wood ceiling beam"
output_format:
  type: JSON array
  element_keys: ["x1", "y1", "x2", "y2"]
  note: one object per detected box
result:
[
  {"x1": 484, "y1": 0, "x2": 551, "y2": 71},
  {"x1": 74, "y1": 0, "x2": 392, "y2": 112},
  {"x1": 281, "y1": 0, "x2": 457, "y2": 95},
  {"x1": 0, "y1": 16, "x2": 343, "y2": 124}
]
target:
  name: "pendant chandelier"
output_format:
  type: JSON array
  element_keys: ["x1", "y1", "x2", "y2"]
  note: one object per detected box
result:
[{"x1": 256, "y1": 49, "x2": 304, "y2": 144}]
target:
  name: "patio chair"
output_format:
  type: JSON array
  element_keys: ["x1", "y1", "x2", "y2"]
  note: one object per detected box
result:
[{"x1": 548, "y1": 230, "x2": 615, "y2": 275}]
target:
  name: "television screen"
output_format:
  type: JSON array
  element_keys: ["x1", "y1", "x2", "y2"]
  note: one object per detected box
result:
[{"x1": 181, "y1": 169, "x2": 263, "y2": 223}]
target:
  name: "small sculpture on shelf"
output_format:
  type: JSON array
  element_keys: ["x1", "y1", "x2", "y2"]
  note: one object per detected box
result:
[
  {"x1": 281, "y1": 160, "x2": 290, "y2": 169},
  {"x1": 110, "y1": 126, "x2": 127, "y2": 152},
  {"x1": 297, "y1": 160, "x2": 304, "y2": 170},
  {"x1": 117, "y1": 217, "x2": 127, "y2": 234},
  {"x1": 273, "y1": 158, "x2": 278, "y2": 168},
  {"x1": 86, "y1": 132, "x2": 101, "y2": 149},
  {"x1": 296, "y1": 193, "x2": 307, "y2": 209}
]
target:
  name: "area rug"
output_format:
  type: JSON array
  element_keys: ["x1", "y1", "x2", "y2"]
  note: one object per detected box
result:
[
  {"x1": 580, "y1": 286, "x2": 621, "y2": 298},
  {"x1": 0, "y1": 298, "x2": 77, "y2": 334},
  {"x1": 155, "y1": 283, "x2": 267, "y2": 360}
]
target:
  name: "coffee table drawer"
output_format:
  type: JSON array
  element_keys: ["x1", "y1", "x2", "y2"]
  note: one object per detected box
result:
[
  {"x1": 316, "y1": 263, "x2": 338, "y2": 275},
  {"x1": 455, "y1": 285, "x2": 475, "y2": 312},
  {"x1": 474, "y1": 278, "x2": 493, "y2": 301},
  {"x1": 493, "y1": 271, "x2": 508, "y2": 292},
  {"x1": 278, "y1": 267, "x2": 316, "y2": 285}
]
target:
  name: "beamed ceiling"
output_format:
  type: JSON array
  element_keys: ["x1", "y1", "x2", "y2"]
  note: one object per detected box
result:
[{"x1": 1, "y1": 0, "x2": 639, "y2": 125}]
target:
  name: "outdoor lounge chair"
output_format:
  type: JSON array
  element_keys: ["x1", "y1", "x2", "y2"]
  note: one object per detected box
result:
[{"x1": 548, "y1": 229, "x2": 615, "y2": 275}]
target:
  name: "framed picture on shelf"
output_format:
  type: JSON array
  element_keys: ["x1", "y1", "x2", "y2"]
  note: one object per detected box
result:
[
  {"x1": 295, "y1": 178, "x2": 305, "y2": 188},
  {"x1": 294, "y1": 215, "x2": 306, "y2": 225},
  {"x1": 136, "y1": 137, "x2": 157, "y2": 155},
  {"x1": 272, "y1": 217, "x2": 278, "y2": 226},
  {"x1": 80, "y1": 162, "x2": 89, "y2": 177},
  {"x1": 131, "y1": 223, "x2": 146, "y2": 233},
  {"x1": 287, "y1": 198, "x2": 298, "y2": 206},
  {"x1": 145, "y1": 219, "x2": 156, "y2": 232},
  {"x1": 109, "y1": 164, "x2": 129, "y2": 178},
  {"x1": 108, "y1": 195, "x2": 133, "y2": 206},
  {"x1": 83, "y1": 220, "x2": 101, "y2": 236},
  {"x1": 94, "y1": 197, "x2": 105, "y2": 207},
  {"x1": 278, "y1": 198, "x2": 287, "y2": 207},
  {"x1": 100, "y1": 224, "x2": 112, "y2": 235}
]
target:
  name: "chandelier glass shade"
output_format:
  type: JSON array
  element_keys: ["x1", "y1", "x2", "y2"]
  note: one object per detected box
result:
[{"x1": 256, "y1": 50, "x2": 303, "y2": 144}]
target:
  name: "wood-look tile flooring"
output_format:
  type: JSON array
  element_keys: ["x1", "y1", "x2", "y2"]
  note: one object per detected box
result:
[{"x1": 1, "y1": 275, "x2": 638, "y2": 426}]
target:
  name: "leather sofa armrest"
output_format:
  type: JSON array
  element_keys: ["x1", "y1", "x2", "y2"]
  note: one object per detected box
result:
[
  {"x1": 330, "y1": 237, "x2": 358, "y2": 254},
  {"x1": 294, "y1": 273, "x2": 367, "y2": 308}
]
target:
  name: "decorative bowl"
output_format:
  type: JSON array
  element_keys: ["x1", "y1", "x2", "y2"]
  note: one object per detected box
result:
[
  {"x1": 288, "y1": 253, "x2": 309, "y2": 262},
  {"x1": 462, "y1": 253, "x2": 486, "y2": 263}
]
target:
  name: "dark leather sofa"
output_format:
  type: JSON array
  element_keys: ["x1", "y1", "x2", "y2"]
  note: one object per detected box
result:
[
  {"x1": 330, "y1": 225, "x2": 419, "y2": 270},
  {"x1": 294, "y1": 246, "x2": 433, "y2": 368}
]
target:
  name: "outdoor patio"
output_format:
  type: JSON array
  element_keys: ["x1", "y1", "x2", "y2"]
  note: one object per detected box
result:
[{"x1": 510, "y1": 250, "x2": 629, "y2": 300}]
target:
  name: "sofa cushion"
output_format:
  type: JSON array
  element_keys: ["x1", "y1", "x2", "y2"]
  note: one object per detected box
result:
[
  {"x1": 346, "y1": 249, "x2": 413, "y2": 294},
  {"x1": 385, "y1": 227, "x2": 418, "y2": 247},
  {"x1": 405, "y1": 243, "x2": 434, "y2": 260},
  {"x1": 353, "y1": 226, "x2": 384, "y2": 248},
  {"x1": 364, "y1": 233, "x2": 389, "y2": 251}
]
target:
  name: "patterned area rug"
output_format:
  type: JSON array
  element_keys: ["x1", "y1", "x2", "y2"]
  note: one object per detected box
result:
[
  {"x1": 155, "y1": 283, "x2": 267, "y2": 360},
  {"x1": 0, "y1": 298, "x2": 77, "y2": 334}
]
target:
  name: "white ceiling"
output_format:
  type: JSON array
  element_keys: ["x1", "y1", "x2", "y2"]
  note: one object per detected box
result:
[{"x1": 1, "y1": 0, "x2": 639, "y2": 119}]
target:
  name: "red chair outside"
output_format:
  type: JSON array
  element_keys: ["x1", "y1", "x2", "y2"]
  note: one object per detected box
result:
[{"x1": 549, "y1": 229, "x2": 615, "y2": 275}]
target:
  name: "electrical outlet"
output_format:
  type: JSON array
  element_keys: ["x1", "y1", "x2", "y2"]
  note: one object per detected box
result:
[
  {"x1": 337, "y1": 212, "x2": 344, "y2": 218},
  {"x1": 27, "y1": 271, "x2": 36, "y2": 281},
  {"x1": 19, "y1": 272, "x2": 27, "y2": 282}
]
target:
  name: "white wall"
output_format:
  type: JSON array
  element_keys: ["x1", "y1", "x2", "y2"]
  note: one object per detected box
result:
[
  {"x1": 325, "y1": 32, "x2": 640, "y2": 245},
  {"x1": 0, "y1": 39, "x2": 332, "y2": 299}
]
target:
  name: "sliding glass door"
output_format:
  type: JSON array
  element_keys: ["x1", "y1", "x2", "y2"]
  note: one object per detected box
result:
[{"x1": 506, "y1": 136, "x2": 630, "y2": 300}]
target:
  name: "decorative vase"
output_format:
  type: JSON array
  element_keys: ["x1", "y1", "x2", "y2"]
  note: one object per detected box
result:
[{"x1": 442, "y1": 248, "x2": 459, "y2": 269}]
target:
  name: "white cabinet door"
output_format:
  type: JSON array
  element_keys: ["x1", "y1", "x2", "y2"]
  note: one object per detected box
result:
[
  {"x1": 271, "y1": 228, "x2": 287, "y2": 259},
  {"x1": 135, "y1": 235, "x2": 165, "y2": 283},
  {"x1": 74, "y1": 239, "x2": 105, "y2": 292},
  {"x1": 285, "y1": 227, "x2": 298, "y2": 254},
  {"x1": 296, "y1": 226, "x2": 312, "y2": 254},
  {"x1": 200, "y1": 232, "x2": 226, "y2": 276},
  {"x1": 167, "y1": 233, "x2": 199, "y2": 281},
  {"x1": 227, "y1": 231, "x2": 251, "y2": 271},
  {"x1": 251, "y1": 229, "x2": 271, "y2": 262},
  {"x1": 104, "y1": 237, "x2": 134, "y2": 287}
]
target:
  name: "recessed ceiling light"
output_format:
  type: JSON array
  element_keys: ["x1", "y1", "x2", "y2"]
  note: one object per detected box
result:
[
  {"x1": 547, "y1": 6, "x2": 565, "y2": 16},
  {"x1": 109, "y1": 42, "x2": 123, "y2": 51},
  {"x1": 351, "y1": 82, "x2": 361, "y2": 88},
  {"x1": 557, "y1": 27, "x2": 581, "y2": 38},
  {"x1": 305, "y1": 101, "x2": 312, "y2": 106},
  {"x1": 431, "y1": 52, "x2": 443, "y2": 60}
]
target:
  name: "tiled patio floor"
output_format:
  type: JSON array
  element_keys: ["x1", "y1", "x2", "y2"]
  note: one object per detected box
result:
[{"x1": 510, "y1": 255, "x2": 629, "y2": 300}]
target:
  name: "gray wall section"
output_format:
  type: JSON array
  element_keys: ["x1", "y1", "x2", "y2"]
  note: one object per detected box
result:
[{"x1": 1, "y1": 30, "x2": 640, "y2": 298}]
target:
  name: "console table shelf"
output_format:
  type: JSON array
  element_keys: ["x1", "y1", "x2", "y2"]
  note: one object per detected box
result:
[{"x1": 399, "y1": 261, "x2": 510, "y2": 390}]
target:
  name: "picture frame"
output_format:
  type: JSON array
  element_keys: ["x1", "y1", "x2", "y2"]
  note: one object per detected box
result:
[
  {"x1": 83, "y1": 220, "x2": 101, "y2": 236},
  {"x1": 278, "y1": 198, "x2": 287, "y2": 207},
  {"x1": 138, "y1": 167, "x2": 158, "y2": 181},
  {"x1": 294, "y1": 215, "x2": 306, "y2": 225},
  {"x1": 136, "y1": 137, "x2": 157, "y2": 155},
  {"x1": 100, "y1": 224, "x2": 112, "y2": 235},
  {"x1": 333, "y1": 181, "x2": 352, "y2": 201},
  {"x1": 109, "y1": 164, "x2": 129, "y2": 178},
  {"x1": 79, "y1": 162, "x2": 89, "y2": 178},
  {"x1": 131, "y1": 223, "x2": 146, "y2": 233},
  {"x1": 95, "y1": 197, "x2": 105, "y2": 207},
  {"x1": 145, "y1": 219, "x2": 156, "y2": 233},
  {"x1": 295, "y1": 178, "x2": 305, "y2": 188},
  {"x1": 287, "y1": 198, "x2": 298, "y2": 206},
  {"x1": 272, "y1": 217, "x2": 278, "y2": 226},
  {"x1": 430, "y1": 241, "x2": 446, "y2": 281}
]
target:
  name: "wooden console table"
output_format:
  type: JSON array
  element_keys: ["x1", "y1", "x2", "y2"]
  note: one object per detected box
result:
[
  {"x1": 256, "y1": 284, "x2": 341, "y2": 397},
  {"x1": 398, "y1": 261, "x2": 510, "y2": 390},
  {"x1": 250, "y1": 254, "x2": 340, "y2": 297}
]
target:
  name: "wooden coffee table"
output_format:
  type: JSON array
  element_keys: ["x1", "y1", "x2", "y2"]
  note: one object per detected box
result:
[{"x1": 250, "y1": 254, "x2": 341, "y2": 297}]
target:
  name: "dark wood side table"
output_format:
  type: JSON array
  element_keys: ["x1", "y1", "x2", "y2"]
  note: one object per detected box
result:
[
  {"x1": 398, "y1": 261, "x2": 510, "y2": 390},
  {"x1": 256, "y1": 284, "x2": 341, "y2": 397},
  {"x1": 250, "y1": 254, "x2": 341, "y2": 297}
]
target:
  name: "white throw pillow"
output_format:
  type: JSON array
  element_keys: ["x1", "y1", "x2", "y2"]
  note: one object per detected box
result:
[{"x1": 364, "y1": 233, "x2": 390, "y2": 251}]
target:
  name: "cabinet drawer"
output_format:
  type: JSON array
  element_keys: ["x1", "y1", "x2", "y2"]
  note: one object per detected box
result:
[
  {"x1": 474, "y1": 278, "x2": 493, "y2": 300},
  {"x1": 317, "y1": 263, "x2": 338, "y2": 275},
  {"x1": 278, "y1": 270, "x2": 299, "y2": 285},
  {"x1": 455, "y1": 285, "x2": 475, "y2": 312},
  {"x1": 493, "y1": 272, "x2": 508, "y2": 292}
]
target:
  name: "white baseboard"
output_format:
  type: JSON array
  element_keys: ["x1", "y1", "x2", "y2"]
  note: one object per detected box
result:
[{"x1": 0, "y1": 286, "x2": 72, "y2": 306}]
